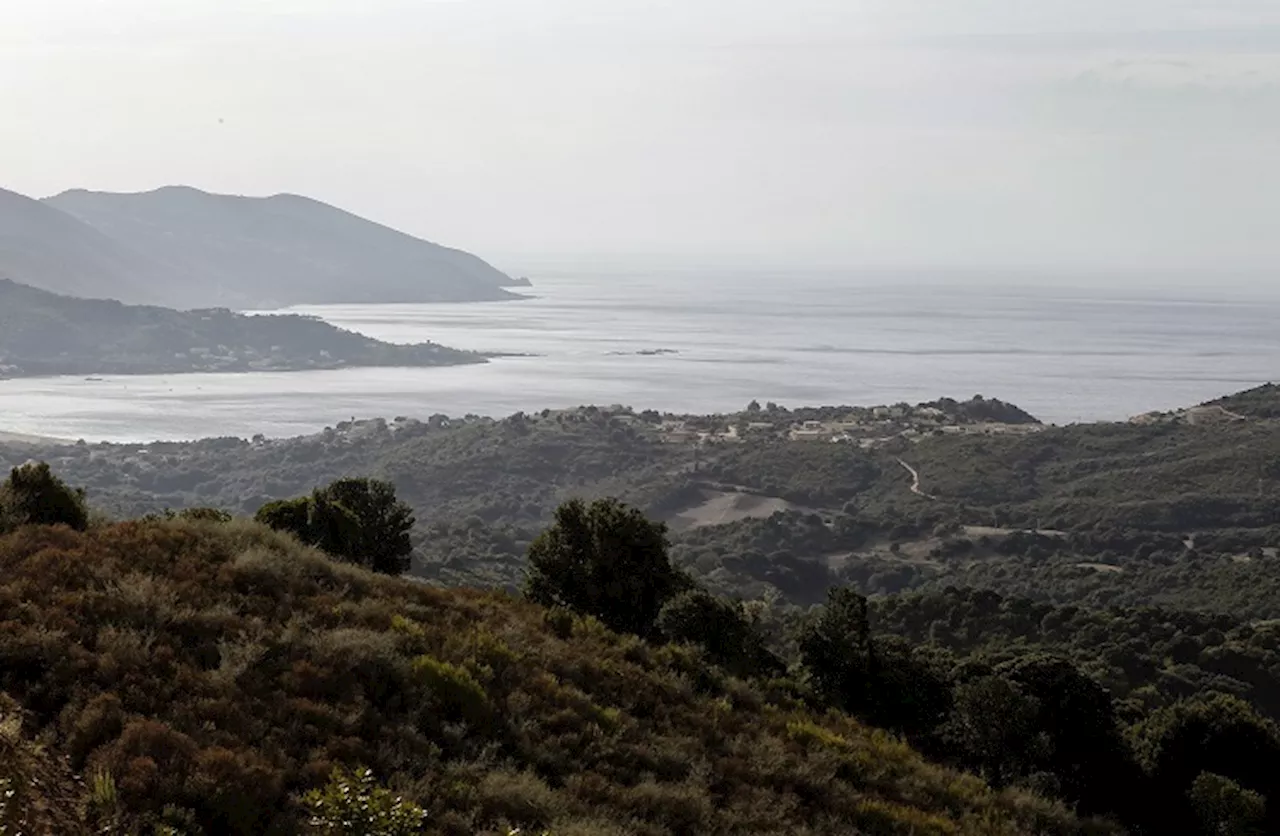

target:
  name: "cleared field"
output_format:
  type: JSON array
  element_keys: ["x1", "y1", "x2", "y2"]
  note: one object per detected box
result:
[{"x1": 667, "y1": 489, "x2": 799, "y2": 530}]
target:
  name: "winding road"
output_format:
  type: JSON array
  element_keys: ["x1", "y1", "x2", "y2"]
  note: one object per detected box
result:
[{"x1": 897, "y1": 458, "x2": 937, "y2": 500}]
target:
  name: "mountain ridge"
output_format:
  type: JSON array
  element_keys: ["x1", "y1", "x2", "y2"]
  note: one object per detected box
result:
[
  {"x1": 0, "y1": 184, "x2": 524, "y2": 308},
  {"x1": 0, "y1": 188, "x2": 159, "y2": 302}
]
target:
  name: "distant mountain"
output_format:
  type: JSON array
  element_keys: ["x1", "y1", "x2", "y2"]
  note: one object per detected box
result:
[
  {"x1": 0, "y1": 185, "x2": 524, "y2": 308},
  {"x1": 0, "y1": 188, "x2": 161, "y2": 302},
  {"x1": 0, "y1": 278, "x2": 484, "y2": 377}
]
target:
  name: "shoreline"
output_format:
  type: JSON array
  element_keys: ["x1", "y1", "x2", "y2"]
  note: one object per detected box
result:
[
  {"x1": 0, "y1": 430, "x2": 75, "y2": 446},
  {"x1": 0, "y1": 355, "x2": 491, "y2": 382}
]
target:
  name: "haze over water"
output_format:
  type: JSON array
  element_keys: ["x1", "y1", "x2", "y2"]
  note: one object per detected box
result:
[{"x1": 2, "y1": 270, "x2": 1278, "y2": 443}]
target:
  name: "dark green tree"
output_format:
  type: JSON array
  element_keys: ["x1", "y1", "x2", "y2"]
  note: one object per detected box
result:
[
  {"x1": 943, "y1": 675, "x2": 1044, "y2": 788},
  {"x1": 1000, "y1": 655, "x2": 1140, "y2": 819},
  {"x1": 866, "y1": 636, "x2": 954, "y2": 740},
  {"x1": 799, "y1": 587, "x2": 876, "y2": 712},
  {"x1": 255, "y1": 496, "x2": 311, "y2": 539},
  {"x1": 0, "y1": 462, "x2": 88, "y2": 532},
  {"x1": 255, "y1": 478, "x2": 413, "y2": 575},
  {"x1": 657, "y1": 589, "x2": 784, "y2": 679},
  {"x1": 321, "y1": 478, "x2": 415, "y2": 575},
  {"x1": 1189, "y1": 772, "x2": 1266, "y2": 836},
  {"x1": 175, "y1": 507, "x2": 232, "y2": 523},
  {"x1": 526, "y1": 498, "x2": 687, "y2": 636},
  {"x1": 1132, "y1": 694, "x2": 1280, "y2": 833},
  {"x1": 799, "y1": 589, "x2": 950, "y2": 737}
]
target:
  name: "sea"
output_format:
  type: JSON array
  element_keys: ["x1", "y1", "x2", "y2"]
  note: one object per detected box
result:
[{"x1": 2, "y1": 269, "x2": 1279, "y2": 443}]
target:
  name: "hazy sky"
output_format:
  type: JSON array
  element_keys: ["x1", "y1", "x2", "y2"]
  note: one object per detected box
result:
[{"x1": 4, "y1": 0, "x2": 1280, "y2": 271}]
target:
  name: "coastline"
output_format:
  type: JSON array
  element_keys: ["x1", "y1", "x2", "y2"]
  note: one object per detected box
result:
[
  {"x1": 0, "y1": 353, "x2": 489, "y2": 380},
  {"x1": 0, "y1": 430, "x2": 73, "y2": 446}
]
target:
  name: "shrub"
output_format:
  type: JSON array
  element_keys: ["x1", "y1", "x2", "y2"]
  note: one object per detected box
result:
[
  {"x1": 177, "y1": 507, "x2": 233, "y2": 523},
  {"x1": 473, "y1": 769, "x2": 562, "y2": 828},
  {"x1": 412, "y1": 656, "x2": 491, "y2": 727},
  {"x1": 0, "y1": 462, "x2": 89, "y2": 532},
  {"x1": 1189, "y1": 772, "x2": 1266, "y2": 836},
  {"x1": 304, "y1": 767, "x2": 427, "y2": 836}
]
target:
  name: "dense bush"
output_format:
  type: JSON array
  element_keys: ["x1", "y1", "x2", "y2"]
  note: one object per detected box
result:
[
  {"x1": 526, "y1": 498, "x2": 689, "y2": 636},
  {"x1": 305, "y1": 767, "x2": 428, "y2": 835},
  {"x1": 0, "y1": 461, "x2": 89, "y2": 532},
  {"x1": 0, "y1": 514, "x2": 1103, "y2": 835},
  {"x1": 656, "y1": 589, "x2": 784, "y2": 679},
  {"x1": 257, "y1": 477, "x2": 414, "y2": 575}
]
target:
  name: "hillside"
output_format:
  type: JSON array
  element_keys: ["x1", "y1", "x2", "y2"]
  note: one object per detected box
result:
[
  {"x1": 0, "y1": 184, "x2": 523, "y2": 309},
  {"x1": 5, "y1": 386, "x2": 1278, "y2": 617},
  {"x1": 43, "y1": 186, "x2": 525, "y2": 308},
  {"x1": 0, "y1": 279, "x2": 483, "y2": 377},
  {"x1": 0, "y1": 517, "x2": 1097, "y2": 835},
  {"x1": 1206, "y1": 383, "x2": 1280, "y2": 419},
  {"x1": 0, "y1": 188, "x2": 159, "y2": 302}
]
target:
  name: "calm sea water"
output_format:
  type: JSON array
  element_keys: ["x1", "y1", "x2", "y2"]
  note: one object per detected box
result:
[{"x1": 2, "y1": 270, "x2": 1278, "y2": 442}]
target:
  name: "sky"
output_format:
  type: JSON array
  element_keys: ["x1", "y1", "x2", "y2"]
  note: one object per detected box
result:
[{"x1": 3, "y1": 0, "x2": 1280, "y2": 272}]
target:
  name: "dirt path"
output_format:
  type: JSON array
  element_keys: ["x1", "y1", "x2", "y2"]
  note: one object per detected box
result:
[
  {"x1": 897, "y1": 458, "x2": 936, "y2": 500},
  {"x1": 1209, "y1": 405, "x2": 1250, "y2": 421},
  {"x1": 1187, "y1": 405, "x2": 1251, "y2": 423}
]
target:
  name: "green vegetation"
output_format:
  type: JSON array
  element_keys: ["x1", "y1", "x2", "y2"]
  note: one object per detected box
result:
[
  {"x1": 3, "y1": 384, "x2": 1280, "y2": 832},
  {"x1": 305, "y1": 767, "x2": 429, "y2": 835},
  {"x1": 656, "y1": 589, "x2": 784, "y2": 679},
  {"x1": 257, "y1": 477, "x2": 416, "y2": 575},
  {"x1": 0, "y1": 497, "x2": 1099, "y2": 834},
  {"x1": 525, "y1": 498, "x2": 689, "y2": 637},
  {"x1": 0, "y1": 461, "x2": 89, "y2": 532},
  {"x1": 0, "y1": 278, "x2": 482, "y2": 378},
  {"x1": 5, "y1": 388, "x2": 1280, "y2": 618}
]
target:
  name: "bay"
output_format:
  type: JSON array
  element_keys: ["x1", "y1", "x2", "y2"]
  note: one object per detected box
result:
[{"x1": 1, "y1": 270, "x2": 1278, "y2": 442}]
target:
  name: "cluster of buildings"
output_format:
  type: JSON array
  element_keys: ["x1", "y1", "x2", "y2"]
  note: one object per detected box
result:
[{"x1": 657, "y1": 404, "x2": 1042, "y2": 448}]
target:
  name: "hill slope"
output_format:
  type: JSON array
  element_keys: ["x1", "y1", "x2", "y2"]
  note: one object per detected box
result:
[
  {"x1": 7, "y1": 387, "x2": 1279, "y2": 617},
  {"x1": 0, "y1": 278, "x2": 483, "y2": 377},
  {"x1": 43, "y1": 186, "x2": 523, "y2": 308},
  {"x1": 0, "y1": 518, "x2": 1100, "y2": 835},
  {"x1": 0, "y1": 188, "x2": 161, "y2": 302}
]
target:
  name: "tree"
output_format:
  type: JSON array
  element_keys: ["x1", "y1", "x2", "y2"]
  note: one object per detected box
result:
[
  {"x1": 255, "y1": 478, "x2": 414, "y2": 575},
  {"x1": 1000, "y1": 655, "x2": 1139, "y2": 818},
  {"x1": 255, "y1": 497, "x2": 312, "y2": 540},
  {"x1": 944, "y1": 675, "x2": 1044, "y2": 788},
  {"x1": 799, "y1": 589, "x2": 950, "y2": 737},
  {"x1": 658, "y1": 589, "x2": 784, "y2": 679},
  {"x1": 0, "y1": 462, "x2": 88, "y2": 532},
  {"x1": 1189, "y1": 772, "x2": 1266, "y2": 836},
  {"x1": 799, "y1": 587, "x2": 876, "y2": 712},
  {"x1": 526, "y1": 498, "x2": 687, "y2": 636},
  {"x1": 866, "y1": 636, "x2": 954, "y2": 740},
  {"x1": 321, "y1": 478, "x2": 415, "y2": 575},
  {"x1": 1132, "y1": 694, "x2": 1280, "y2": 833}
]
